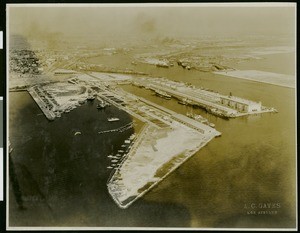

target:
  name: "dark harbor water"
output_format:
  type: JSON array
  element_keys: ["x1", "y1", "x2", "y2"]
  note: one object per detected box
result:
[
  {"x1": 9, "y1": 74, "x2": 296, "y2": 228},
  {"x1": 122, "y1": 83, "x2": 296, "y2": 228},
  {"x1": 8, "y1": 38, "x2": 296, "y2": 228},
  {"x1": 119, "y1": 60, "x2": 296, "y2": 228},
  {"x1": 9, "y1": 93, "x2": 191, "y2": 227}
]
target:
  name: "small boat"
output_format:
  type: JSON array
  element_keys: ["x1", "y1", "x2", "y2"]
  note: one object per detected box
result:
[
  {"x1": 107, "y1": 166, "x2": 113, "y2": 169},
  {"x1": 178, "y1": 100, "x2": 188, "y2": 105},
  {"x1": 74, "y1": 131, "x2": 81, "y2": 136},
  {"x1": 108, "y1": 117, "x2": 120, "y2": 122},
  {"x1": 118, "y1": 150, "x2": 124, "y2": 153},
  {"x1": 97, "y1": 104, "x2": 104, "y2": 109},
  {"x1": 209, "y1": 123, "x2": 215, "y2": 128},
  {"x1": 187, "y1": 112, "x2": 207, "y2": 122},
  {"x1": 129, "y1": 134, "x2": 136, "y2": 140},
  {"x1": 155, "y1": 90, "x2": 171, "y2": 100},
  {"x1": 179, "y1": 98, "x2": 192, "y2": 105},
  {"x1": 97, "y1": 100, "x2": 109, "y2": 109},
  {"x1": 111, "y1": 159, "x2": 118, "y2": 163},
  {"x1": 87, "y1": 96, "x2": 95, "y2": 101},
  {"x1": 156, "y1": 63, "x2": 169, "y2": 68}
]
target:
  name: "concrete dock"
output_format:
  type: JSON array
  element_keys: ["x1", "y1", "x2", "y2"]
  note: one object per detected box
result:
[
  {"x1": 132, "y1": 77, "x2": 277, "y2": 117},
  {"x1": 104, "y1": 87, "x2": 221, "y2": 208},
  {"x1": 28, "y1": 86, "x2": 56, "y2": 120}
]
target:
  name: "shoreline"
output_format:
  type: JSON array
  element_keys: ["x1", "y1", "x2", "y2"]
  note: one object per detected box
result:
[
  {"x1": 108, "y1": 131, "x2": 217, "y2": 209},
  {"x1": 214, "y1": 70, "x2": 295, "y2": 89}
]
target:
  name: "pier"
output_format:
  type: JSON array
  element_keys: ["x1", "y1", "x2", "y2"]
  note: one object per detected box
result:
[
  {"x1": 98, "y1": 122, "x2": 133, "y2": 134},
  {"x1": 105, "y1": 87, "x2": 221, "y2": 208},
  {"x1": 132, "y1": 77, "x2": 277, "y2": 117},
  {"x1": 28, "y1": 86, "x2": 56, "y2": 120}
]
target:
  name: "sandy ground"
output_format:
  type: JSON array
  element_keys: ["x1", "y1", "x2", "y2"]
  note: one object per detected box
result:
[
  {"x1": 109, "y1": 124, "x2": 205, "y2": 202},
  {"x1": 108, "y1": 120, "x2": 218, "y2": 208},
  {"x1": 215, "y1": 70, "x2": 295, "y2": 88},
  {"x1": 249, "y1": 46, "x2": 294, "y2": 56}
]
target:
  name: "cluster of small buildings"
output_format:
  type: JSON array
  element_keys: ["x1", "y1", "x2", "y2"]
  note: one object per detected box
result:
[
  {"x1": 9, "y1": 49, "x2": 42, "y2": 74},
  {"x1": 175, "y1": 56, "x2": 232, "y2": 72},
  {"x1": 136, "y1": 53, "x2": 232, "y2": 72}
]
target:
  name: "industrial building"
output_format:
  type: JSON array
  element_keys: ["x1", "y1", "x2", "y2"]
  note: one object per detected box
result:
[{"x1": 220, "y1": 96, "x2": 262, "y2": 113}]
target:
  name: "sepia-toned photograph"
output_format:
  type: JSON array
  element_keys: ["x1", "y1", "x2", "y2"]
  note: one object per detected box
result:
[{"x1": 6, "y1": 3, "x2": 296, "y2": 230}]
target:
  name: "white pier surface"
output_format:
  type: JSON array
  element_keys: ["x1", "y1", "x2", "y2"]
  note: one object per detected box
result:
[{"x1": 107, "y1": 91, "x2": 221, "y2": 209}]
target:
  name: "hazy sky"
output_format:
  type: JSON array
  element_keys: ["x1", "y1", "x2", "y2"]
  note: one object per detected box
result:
[{"x1": 8, "y1": 4, "x2": 296, "y2": 39}]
